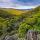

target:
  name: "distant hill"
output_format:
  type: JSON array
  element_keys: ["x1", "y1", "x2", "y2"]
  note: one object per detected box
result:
[
  {"x1": 0, "y1": 6, "x2": 40, "y2": 16},
  {"x1": 0, "y1": 8, "x2": 29, "y2": 15}
]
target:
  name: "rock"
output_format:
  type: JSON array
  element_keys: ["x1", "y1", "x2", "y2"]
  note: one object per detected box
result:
[
  {"x1": 37, "y1": 34, "x2": 40, "y2": 40},
  {"x1": 4, "y1": 34, "x2": 18, "y2": 40},
  {"x1": 26, "y1": 30, "x2": 38, "y2": 40}
]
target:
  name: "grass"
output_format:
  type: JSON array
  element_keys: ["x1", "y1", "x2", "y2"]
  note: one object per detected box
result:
[{"x1": 0, "y1": 8, "x2": 28, "y2": 15}]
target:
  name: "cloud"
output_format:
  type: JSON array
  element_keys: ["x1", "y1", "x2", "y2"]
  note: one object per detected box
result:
[
  {"x1": 0, "y1": 0, "x2": 40, "y2": 9},
  {"x1": 18, "y1": 0, "x2": 40, "y2": 6},
  {"x1": 0, "y1": 0, "x2": 10, "y2": 3},
  {"x1": 0, "y1": 0, "x2": 12, "y2": 7},
  {"x1": 14, "y1": 5, "x2": 37, "y2": 9}
]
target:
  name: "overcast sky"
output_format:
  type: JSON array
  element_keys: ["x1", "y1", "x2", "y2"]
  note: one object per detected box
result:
[{"x1": 0, "y1": 0, "x2": 40, "y2": 9}]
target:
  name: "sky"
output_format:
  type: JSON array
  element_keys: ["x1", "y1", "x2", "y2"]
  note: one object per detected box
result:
[{"x1": 0, "y1": 0, "x2": 40, "y2": 9}]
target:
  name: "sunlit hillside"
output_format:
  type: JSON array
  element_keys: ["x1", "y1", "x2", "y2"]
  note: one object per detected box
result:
[{"x1": 0, "y1": 8, "x2": 29, "y2": 15}]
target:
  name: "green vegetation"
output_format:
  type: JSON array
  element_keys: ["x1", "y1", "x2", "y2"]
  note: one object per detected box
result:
[{"x1": 0, "y1": 6, "x2": 40, "y2": 39}]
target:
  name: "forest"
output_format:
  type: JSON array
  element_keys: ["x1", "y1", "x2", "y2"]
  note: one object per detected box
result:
[{"x1": 0, "y1": 6, "x2": 40, "y2": 40}]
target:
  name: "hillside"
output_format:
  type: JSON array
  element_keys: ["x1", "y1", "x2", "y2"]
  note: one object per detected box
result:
[
  {"x1": 0, "y1": 8, "x2": 29, "y2": 15},
  {"x1": 0, "y1": 6, "x2": 39, "y2": 16},
  {"x1": 0, "y1": 6, "x2": 40, "y2": 40}
]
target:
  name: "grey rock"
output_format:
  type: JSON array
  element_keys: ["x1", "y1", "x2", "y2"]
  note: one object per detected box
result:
[{"x1": 4, "y1": 34, "x2": 18, "y2": 40}]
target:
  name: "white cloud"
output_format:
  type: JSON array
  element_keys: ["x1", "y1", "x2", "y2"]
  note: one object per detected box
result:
[
  {"x1": 0, "y1": 0, "x2": 10, "y2": 3},
  {"x1": 14, "y1": 5, "x2": 37, "y2": 9},
  {"x1": 0, "y1": 0, "x2": 38, "y2": 9},
  {"x1": 0, "y1": 0, "x2": 12, "y2": 7}
]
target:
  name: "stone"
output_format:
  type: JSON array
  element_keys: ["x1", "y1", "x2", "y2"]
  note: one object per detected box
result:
[
  {"x1": 26, "y1": 30, "x2": 38, "y2": 40},
  {"x1": 4, "y1": 34, "x2": 18, "y2": 40}
]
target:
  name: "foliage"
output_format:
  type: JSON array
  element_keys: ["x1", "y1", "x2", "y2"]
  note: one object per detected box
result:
[{"x1": 0, "y1": 6, "x2": 40, "y2": 38}]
